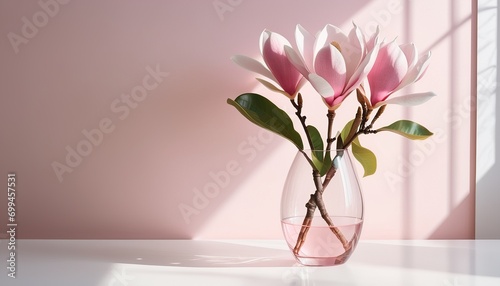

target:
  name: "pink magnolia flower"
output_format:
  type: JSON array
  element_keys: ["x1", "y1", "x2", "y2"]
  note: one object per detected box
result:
[
  {"x1": 285, "y1": 23, "x2": 381, "y2": 110},
  {"x1": 231, "y1": 30, "x2": 305, "y2": 99},
  {"x1": 366, "y1": 40, "x2": 435, "y2": 108}
]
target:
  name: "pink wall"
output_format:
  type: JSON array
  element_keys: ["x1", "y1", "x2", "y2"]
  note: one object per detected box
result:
[{"x1": 0, "y1": 0, "x2": 474, "y2": 239}]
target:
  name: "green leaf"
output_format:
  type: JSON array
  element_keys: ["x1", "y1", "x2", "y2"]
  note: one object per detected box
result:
[
  {"x1": 377, "y1": 120, "x2": 433, "y2": 140},
  {"x1": 339, "y1": 119, "x2": 376, "y2": 176},
  {"x1": 351, "y1": 137, "x2": 377, "y2": 177},
  {"x1": 306, "y1": 125, "x2": 324, "y2": 151},
  {"x1": 340, "y1": 119, "x2": 354, "y2": 143},
  {"x1": 306, "y1": 125, "x2": 324, "y2": 171},
  {"x1": 227, "y1": 93, "x2": 303, "y2": 149},
  {"x1": 320, "y1": 151, "x2": 333, "y2": 176},
  {"x1": 336, "y1": 132, "x2": 344, "y2": 150}
]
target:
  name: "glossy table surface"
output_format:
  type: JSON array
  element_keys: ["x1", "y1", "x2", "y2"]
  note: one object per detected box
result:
[{"x1": 1, "y1": 239, "x2": 499, "y2": 285}]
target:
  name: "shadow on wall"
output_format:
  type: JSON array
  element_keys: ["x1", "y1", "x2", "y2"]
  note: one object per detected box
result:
[
  {"x1": 167, "y1": 0, "x2": 374, "y2": 239},
  {"x1": 475, "y1": 0, "x2": 500, "y2": 239},
  {"x1": 400, "y1": 0, "x2": 475, "y2": 239},
  {"x1": 427, "y1": 193, "x2": 475, "y2": 239},
  {"x1": 0, "y1": 0, "x2": 478, "y2": 240},
  {"x1": 1, "y1": 0, "x2": 477, "y2": 239},
  {"x1": 188, "y1": 0, "x2": 477, "y2": 240},
  {"x1": 0, "y1": 0, "x2": 373, "y2": 239}
]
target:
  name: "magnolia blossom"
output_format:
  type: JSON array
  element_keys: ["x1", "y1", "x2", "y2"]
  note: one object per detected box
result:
[
  {"x1": 231, "y1": 30, "x2": 305, "y2": 99},
  {"x1": 285, "y1": 23, "x2": 381, "y2": 110},
  {"x1": 366, "y1": 40, "x2": 434, "y2": 108}
]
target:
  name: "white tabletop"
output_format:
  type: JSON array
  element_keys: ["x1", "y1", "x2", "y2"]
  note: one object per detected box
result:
[{"x1": 1, "y1": 239, "x2": 499, "y2": 285}]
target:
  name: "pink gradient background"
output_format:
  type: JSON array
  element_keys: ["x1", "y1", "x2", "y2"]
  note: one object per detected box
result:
[{"x1": 0, "y1": 0, "x2": 475, "y2": 239}]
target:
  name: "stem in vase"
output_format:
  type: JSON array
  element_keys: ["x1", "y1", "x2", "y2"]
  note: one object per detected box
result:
[
  {"x1": 290, "y1": 96, "x2": 350, "y2": 255},
  {"x1": 292, "y1": 156, "x2": 350, "y2": 255}
]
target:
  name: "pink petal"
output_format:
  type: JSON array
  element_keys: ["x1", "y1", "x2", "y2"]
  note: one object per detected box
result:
[
  {"x1": 314, "y1": 45, "x2": 347, "y2": 99},
  {"x1": 296, "y1": 77, "x2": 308, "y2": 91},
  {"x1": 368, "y1": 41, "x2": 408, "y2": 106},
  {"x1": 344, "y1": 40, "x2": 380, "y2": 95},
  {"x1": 322, "y1": 96, "x2": 336, "y2": 109},
  {"x1": 331, "y1": 91, "x2": 353, "y2": 108},
  {"x1": 262, "y1": 32, "x2": 302, "y2": 96}
]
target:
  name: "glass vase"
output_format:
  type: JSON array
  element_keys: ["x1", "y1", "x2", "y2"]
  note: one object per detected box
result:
[{"x1": 281, "y1": 149, "x2": 364, "y2": 266}]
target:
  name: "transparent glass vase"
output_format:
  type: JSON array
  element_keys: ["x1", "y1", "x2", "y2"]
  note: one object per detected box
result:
[{"x1": 281, "y1": 149, "x2": 364, "y2": 266}]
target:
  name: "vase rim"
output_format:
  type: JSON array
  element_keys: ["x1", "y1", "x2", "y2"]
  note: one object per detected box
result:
[{"x1": 301, "y1": 148, "x2": 347, "y2": 151}]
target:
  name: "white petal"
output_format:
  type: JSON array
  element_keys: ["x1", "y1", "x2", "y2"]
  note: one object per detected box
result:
[
  {"x1": 360, "y1": 78, "x2": 373, "y2": 109},
  {"x1": 350, "y1": 23, "x2": 365, "y2": 58},
  {"x1": 284, "y1": 46, "x2": 310, "y2": 77},
  {"x1": 295, "y1": 24, "x2": 315, "y2": 70},
  {"x1": 344, "y1": 40, "x2": 381, "y2": 93},
  {"x1": 394, "y1": 50, "x2": 431, "y2": 92},
  {"x1": 259, "y1": 29, "x2": 271, "y2": 55},
  {"x1": 376, "y1": 91, "x2": 437, "y2": 107},
  {"x1": 415, "y1": 51, "x2": 432, "y2": 81},
  {"x1": 315, "y1": 25, "x2": 331, "y2": 52},
  {"x1": 255, "y1": 78, "x2": 291, "y2": 98},
  {"x1": 343, "y1": 24, "x2": 365, "y2": 81},
  {"x1": 231, "y1": 55, "x2": 275, "y2": 81},
  {"x1": 400, "y1": 43, "x2": 418, "y2": 71},
  {"x1": 366, "y1": 26, "x2": 380, "y2": 50},
  {"x1": 308, "y1": 73, "x2": 334, "y2": 98},
  {"x1": 315, "y1": 24, "x2": 346, "y2": 55}
]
